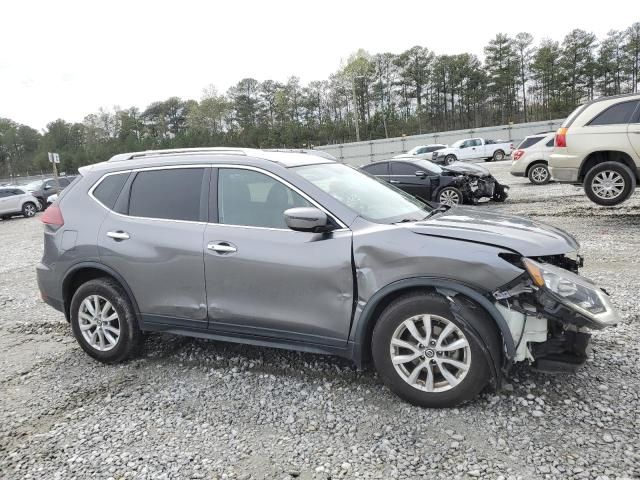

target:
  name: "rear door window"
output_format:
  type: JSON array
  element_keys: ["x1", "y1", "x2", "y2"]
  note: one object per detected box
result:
[
  {"x1": 588, "y1": 100, "x2": 639, "y2": 126},
  {"x1": 128, "y1": 168, "x2": 208, "y2": 222},
  {"x1": 362, "y1": 162, "x2": 389, "y2": 176}
]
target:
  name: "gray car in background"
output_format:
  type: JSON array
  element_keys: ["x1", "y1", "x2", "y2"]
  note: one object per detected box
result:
[{"x1": 37, "y1": 148, "x2": 619, "y2": 407}]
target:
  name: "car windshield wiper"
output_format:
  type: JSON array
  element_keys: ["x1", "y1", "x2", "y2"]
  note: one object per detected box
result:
[{"x1": 424, "y1": 205, "x2": 451, "y2": 219}]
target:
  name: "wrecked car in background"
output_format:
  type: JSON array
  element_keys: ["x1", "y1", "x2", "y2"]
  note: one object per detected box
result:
[{"x1": 360, "y1": 158, "x2": 508, "y2": 206}]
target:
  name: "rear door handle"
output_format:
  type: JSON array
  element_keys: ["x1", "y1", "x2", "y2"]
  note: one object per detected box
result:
[
  {"x1": 207, "y1": 241, "x2": 237, "y2": 254},
  {"x1": 107, "y1": 231, "x2": 130, "y2": 241}
]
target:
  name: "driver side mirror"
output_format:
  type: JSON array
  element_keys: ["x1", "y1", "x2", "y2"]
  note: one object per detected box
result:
[
  {"x1": 284, "y1": 207, "x2": 333, "y2": 233},
  {"x1": 415, "y1": 170, "x2": 427, "y2": 179},
  {"x1": 44, "y1": 185, "x2": 52, "y2": 190}
]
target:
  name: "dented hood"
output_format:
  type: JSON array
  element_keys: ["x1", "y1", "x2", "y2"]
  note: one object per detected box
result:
[
  {"x1": 411, "y1": 207, "x2": 579, "y2": 256},
  {"x1": 441, "y1": 162, "x2": 491, "y2": 177}
]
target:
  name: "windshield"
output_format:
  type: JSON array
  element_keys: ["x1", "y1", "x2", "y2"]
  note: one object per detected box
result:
[
  {"x1": 406, "y1": 146, "x2": 423, "y2": 155},
  {"x1": 24, "y1": 180, "x2": 42, "y2": 191},
  {"x1": 294, "y1": 163, "x2": 431, "y2": 223},
  {"x1": 450, "y1": 140, "x2": 463, "y2": 148}
]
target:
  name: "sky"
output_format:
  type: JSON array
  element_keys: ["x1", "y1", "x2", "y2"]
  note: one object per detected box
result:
[{"x1": 1, "y1": 0, "x2": 637, "y2": 130}]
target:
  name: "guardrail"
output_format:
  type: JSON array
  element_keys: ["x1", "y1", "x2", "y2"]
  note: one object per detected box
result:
[{"x1": 315, "y1": 119, "x2": 564, "y2": 166}]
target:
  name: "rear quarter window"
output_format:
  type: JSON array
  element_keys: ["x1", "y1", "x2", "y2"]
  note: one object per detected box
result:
[
  {"x1": 92, "y1": 172, "x2": 130, "y2": 209},
  {"x1": 517, "y1": 136, "x2": 544, "y2": 149},
  {"x1": 588, "y1": 100, "x2": 639, "y2": 126}
]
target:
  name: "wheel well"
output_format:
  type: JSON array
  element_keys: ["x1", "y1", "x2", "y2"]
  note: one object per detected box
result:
[
  {"x1": 356, "y1": 286, "x2": 503, "y2": 368},
  {"x1": 62, "y1": 268, "x2": 122, "y2": 321},
  {"x1": 358, "y1": 287, "x2": 428, "y2": 365},
  {"x1": 578, "y1": 151, "x2": 637, "y2": 182},
  {"x1": 525, "y1": 160, "x2": 548, "y2": 177}
]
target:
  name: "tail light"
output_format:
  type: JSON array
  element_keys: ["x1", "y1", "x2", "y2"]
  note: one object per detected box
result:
[
  {"x1": 513, "y1": 149, "x2": 525, "y2": 161},
  {"x1": 41, "y1": 204, "x2": 64, "y2": 226},
  {"x1": 555, "y1": 127, "x2": 568, "y2": 148}
]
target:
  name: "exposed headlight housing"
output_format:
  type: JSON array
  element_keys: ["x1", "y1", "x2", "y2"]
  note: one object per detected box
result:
[{"x1": 523, "y1": 258, "x2": 619, "y2": 329}]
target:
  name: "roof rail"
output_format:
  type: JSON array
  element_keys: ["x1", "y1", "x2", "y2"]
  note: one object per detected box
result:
[{"x1": 107, "y1": 147, "x2": 253, "y2": 162}]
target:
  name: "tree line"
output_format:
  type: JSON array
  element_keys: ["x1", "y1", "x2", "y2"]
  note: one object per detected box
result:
[{"x1": 1, "y1": 23, "x2": 639, "y2": 179}]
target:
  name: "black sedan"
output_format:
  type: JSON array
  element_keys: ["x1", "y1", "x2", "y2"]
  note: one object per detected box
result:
[{"x1": 360, "y1": 158, "x2": 508, "y2": 206}]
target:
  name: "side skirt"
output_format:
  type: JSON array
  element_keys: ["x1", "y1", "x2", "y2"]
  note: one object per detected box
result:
[{"x1": 143, "y1": 320, "x2": 356, "y2": 361}]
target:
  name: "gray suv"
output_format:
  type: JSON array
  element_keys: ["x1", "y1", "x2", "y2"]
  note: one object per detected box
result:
[{"x1": 37, "y1": 148, "x2": 619, "y2": 407}]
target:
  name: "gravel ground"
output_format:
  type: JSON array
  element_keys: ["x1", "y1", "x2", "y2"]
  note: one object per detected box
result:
[{"x1": 1, "y1": 161, "x2": 639, "y2": 480}]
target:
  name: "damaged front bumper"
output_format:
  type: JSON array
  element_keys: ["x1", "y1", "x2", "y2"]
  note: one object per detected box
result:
[{"x1": 493, "y1": 256, "x2": 619, "y2": 373}]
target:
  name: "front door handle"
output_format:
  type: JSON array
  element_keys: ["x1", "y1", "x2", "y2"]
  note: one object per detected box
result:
[
  {"x1": 107, "y1": 231, "x2": 130, "y2": 241},
  {"x1": 207, "y1": 241, "x2": 237, "y2": 254}
]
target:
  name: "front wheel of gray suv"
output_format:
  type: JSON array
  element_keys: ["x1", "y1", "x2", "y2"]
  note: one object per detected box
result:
[
  {"x1": 584, "y1": 161, "x2": 636, "y2": 206},
  {"x1": 371, "y1": 292, "x2": 496, "y2": 408},
  {"x1": 70, "y1": 278, "x2": 143, "y2": 363}
]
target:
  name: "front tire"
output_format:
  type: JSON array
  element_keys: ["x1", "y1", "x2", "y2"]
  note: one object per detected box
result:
[
  {"x1": 444, "y1": 155, "x2": 457, "y2": 165},
  {"x1": 584, "y1": 161, "x2": 635, "y2": 206},
  {"x1": 437, "y1": 186, "x2": 463, "y2": 206},
  {"x1": 528, "y1": 163, "x2": 550, "y2": 185},
  {"x1": 492, "y1": 150, "x2": 505, "y2": 162},
  {"x1": 70, "y1": 278, "x2": 143, "y2": 363},
  {"x1": 371, "y1": 292, "x2": 494, "y2": 408},
  {"x1": 22, "y1": 202, "x2": 37, "y2": 218}
]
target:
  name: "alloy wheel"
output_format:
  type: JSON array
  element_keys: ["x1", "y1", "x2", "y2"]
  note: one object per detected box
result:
[
  {"x1": 24, "y1": 204, "x2": 37, "y2": 217},
  {"x1": 531, "y1": 166, "x2": 549, "y2": 183},
  {"x1": 439, "y1": 189, "x2": 460, "y2": 206},
  {"x1": 389, "y1": 314, "x2": 471, "y2": 393},
  {"x1": 592, "y1": 171, "x2": 625, "y2": 200},
  {"x1": 78, "y1": 295, "x2": 121, "y2": 352}
]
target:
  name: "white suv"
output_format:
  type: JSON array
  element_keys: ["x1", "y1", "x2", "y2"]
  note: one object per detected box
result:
[
  {"x1": 510, "y1": 132, "x2": 555, "y2": 185},
  {"x1": 0, "y1": 187, "x2": 39, "y2": 219},
  {"x1": 549, "y1": 93, "x2": 640, "y2": 206}
]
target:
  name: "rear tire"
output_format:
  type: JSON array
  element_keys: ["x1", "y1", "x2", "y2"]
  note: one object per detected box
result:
[
  {"x1": 22, "y1": 202, "x2": 37, "y2": 218},
  {"x1": 492, "y1": 150, "x2": 505, "y2": 162},
  {"x1": 584, "y1": 162, "x2": 635, "y2": 206},
  {"x1": 528, "y1": 163, "x2": 550, "y2": 185},
  {"x1": 371, "y1": 292, "x2": 495, "y2": 408},
  {"x1": 70, "y1": 278, "x2": 143, "y2": 364}
]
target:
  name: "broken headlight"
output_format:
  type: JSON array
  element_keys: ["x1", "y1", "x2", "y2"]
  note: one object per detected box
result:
[{"x1": 523, "y1": 258, "x2": 619, "y2": 329}]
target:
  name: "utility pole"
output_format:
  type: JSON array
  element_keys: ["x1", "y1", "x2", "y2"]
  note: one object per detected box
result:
[{"x1": 351, "y1": 76, "x2": 361, "y2": 142}]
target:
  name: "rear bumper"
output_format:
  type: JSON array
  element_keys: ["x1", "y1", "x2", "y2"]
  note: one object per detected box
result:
[
  {"x1": 510, "y1": 159, "x2": 526, "y2": 176},
  {"x1": 549, "y1": 152, "x2": 581, "y2": 183},
  {"x1": 36, "y1": 262, "x2": 64, "y2": 314},
  {"x1": 549, "y1": 166, "x2": 580, "y2": 183}
]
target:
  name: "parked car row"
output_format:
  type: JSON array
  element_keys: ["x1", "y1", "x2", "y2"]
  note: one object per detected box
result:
[{"x1": 24, "y1": 176, "x2": 76, "y2": 209}]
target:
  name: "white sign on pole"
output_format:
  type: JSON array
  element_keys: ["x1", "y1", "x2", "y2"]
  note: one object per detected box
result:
[{"x1": 48, "y1": 152, "x2": 60, "y2": 164}]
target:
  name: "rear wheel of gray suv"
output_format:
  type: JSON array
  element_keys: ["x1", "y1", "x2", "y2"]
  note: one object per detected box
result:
[
  {"x1": 584, "y1": 161, "x2": 636, "y2": 206},
  {"x1": 371, "y1": 292, "x2": 495, "y2": 408},
  {"x1": 70, "y1": 278, "x2": 143, "y2": 363}
]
